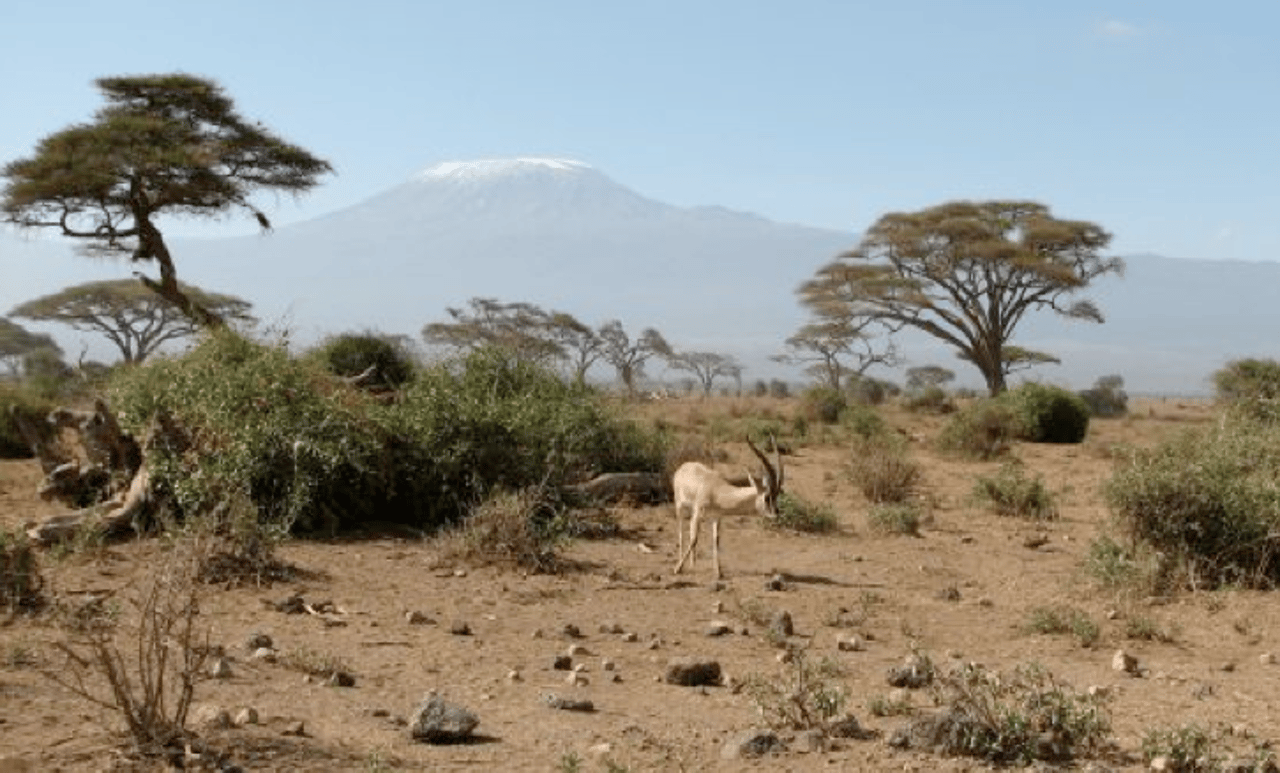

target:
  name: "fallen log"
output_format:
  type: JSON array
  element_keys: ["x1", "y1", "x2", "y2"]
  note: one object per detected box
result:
[{"x1": 566, "y1": 472, "x2": 670, "y2": 505}]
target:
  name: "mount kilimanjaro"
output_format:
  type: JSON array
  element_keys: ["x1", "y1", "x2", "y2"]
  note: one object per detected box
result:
[{"x1": 3, "y1": 157, "x2": 1278, "y2": 394}]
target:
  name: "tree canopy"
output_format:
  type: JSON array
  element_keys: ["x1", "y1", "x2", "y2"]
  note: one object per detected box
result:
[
  {"x1": 1, "y1": 73, "x2": 331, "y2": 325},
  {"x1": 0, "y1": 317, "x2": 61, "y2": 377},
  {"x1": 10, "y1": 279, "x2": 254, "y2": 363},
  {"x1": 666, "y1": 350, "x2": 742, "y2": 396},
  {"x1": 598, "y1": 321, "x2": 671, "y2": 396},
  {"x1": 772, "y1": 318, "x2": 898, "y2": 391},
  {"x1": 800, "y1": 200, "x2": 1121, "y2": 395}
]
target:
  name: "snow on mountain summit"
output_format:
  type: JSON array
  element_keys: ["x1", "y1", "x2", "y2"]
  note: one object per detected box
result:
[{"x1": 418, "y1": 157, "x2": 591, "y2": 182}]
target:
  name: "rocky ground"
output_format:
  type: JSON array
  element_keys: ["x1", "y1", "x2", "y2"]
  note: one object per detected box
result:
[{"x1": 2, "y1": 397, "x2": 1278, "y2": 771}]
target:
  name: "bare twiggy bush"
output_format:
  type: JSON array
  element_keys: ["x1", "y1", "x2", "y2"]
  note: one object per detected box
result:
[
  {"x1": 847, "y1": 435, "x2": 921, "y2": 504},
  {"x1": 742, "y1": 645, "x2": 850, "y2": 734},
  {"x1": 0, "y1": 527, "x2": 44, "y2": 614},
  {"x1": 42, "y1": 539, "x2": 211, "y2": 756}
]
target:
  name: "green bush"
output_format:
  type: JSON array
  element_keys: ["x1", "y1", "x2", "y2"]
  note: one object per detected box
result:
[
  {"x1": 0, "y1": 384, "x2": 54, "y2": 459},
  {"x1": 867, "y1": 503, "x2": 924, "y2": 536},
  {"x1": 1105, "y1": 420, "x2": 1280, "y2": 589},
  {"x1": 1213, "y1": 358, "x2": 1280, "y2": 422},
  {"x1": 1078, "y1": 375, "x2": 1128, "y2": 418},
  {"x1": 772, "y1": 491, "x2": 839, "y2": 534},
  {"x1": 846, "y1": 376, "x2": 898, "y2": 406},
  {"x1": 1022, "y1": 605, "x2": 1100, "y2": 648},
  {"x1": 840, "y1": 402, "x2": 886, "y2": 439},
  {"x1": 309, "y1": 330, "x2": 416, "y2": 390},
  {"x1": 1000, "y1": 382, "x2": 1090, "y2": 443},
  {"x1": 902, "y1": 385, "x2": 956, "y2": 414},
  {"x1": 937, "y1": 399, "x2": 1021, "y2": 460},
  {"x1": 799, "y1": 385, "x2": 846, "y2": 425},
  {"x1": 107, "y1": 334, "x2": 665, "y2": 538},
  {"x1": 972, "y1": 463, "x2": 1057, "y2": 520}
]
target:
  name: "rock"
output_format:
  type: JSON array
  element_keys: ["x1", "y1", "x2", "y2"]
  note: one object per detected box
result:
[
  {"x1": 507, "y1": 669, "x2": 523, "y2": 682},
  {"x1": 232, "y1": 707, "x2": 259, "y2": 727},
  {"x1": 1112, "y1": 649, "x2": 1140, "y2": 676},
  {"x1": 827, "y1": 713, "x2": 867, "y2": 739},
  {"x1": 194, "y1": 706, "x2": 232, "y2": 730},
  {"x1": 327, "y1": 671, "x2": 356, "y2": 687},
  {"x1": 449, "y1": 620, "x2": 472, "y2": 636},
  {"x1": 406, "y1": 610, "x2": 435, "y2": 625},
  {"x1": 566, "y1": 644, "x2": 590, "y2": 656},
  {"x1": 765, "y1": 574, "x2": 787, "y2": 591},
  {"x1": 720, "y1": 728, "x2": 786, "y2": 759},
  {"x1": 244, "y1": 632, "x2": 273, "y2": 651},
  {"x1": 664, "y1": 657, "x2": 722, "y2": 686},
  {"x1": 282, "y1": 720, "x2": 307, "y2": 737},
  {"x1": 935, "y1": 586, "x2": 961, "y2": 602},
  {"x1": 542, "y1": 692, "x2": 595, "y2": 712},
  {"x1": 836, "y1": 633, "x2": 866, "y2": 652},
  {"x1": 553, "y1": 655, "x2": 573, "y2": 670},
  {"x1": 566, "y1": 671, "x2": 588, "y2": 686},
  {"x1": 886, "y1": 653, "x2": 933, "y2": 689},
  {"x1": 250, "y1": 647, "x2": 277, "y2": 663},
  {"x1": 769, "y1": 611, "x2": 794, "y2": 639},
  {"x1": 409, "y1": 692, "x2": 479, "y2": 744},
  {"x1": 209, "y1": 658, "x2": 233, "y2": 679},
  {"x1": 622, "y1": 632, "x2": 639, "y2": 643},
  {"x1": 705, "y1": 621, "x2": 733, "y2": 637},
  {"x1": 561, "y1": 623, "x2": 583, "y2": 638},
  {"x1": 1260, "y1": 652, "x2": 1276, "y2": 665},
  {"x1": 598, "y1": 622, "x2": 624, "y2": 634},
  {"x1": 601, "y1": 658, "x2": 616, "y2": 671}
]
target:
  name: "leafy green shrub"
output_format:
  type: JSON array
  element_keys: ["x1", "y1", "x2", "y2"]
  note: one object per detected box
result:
[
  {"x1": 0, "y1": 383, "x2": 54, "y2": 459},
  {"x1": 1022, "y1": 606, "x2": 1100, "y2": 648},
  {"x1": 840, "y1": 402, "x2": 886, "y2": 438},
  {"x1": 867, "y1": 503, "x2": 924, "y2": 536},
  {"x1": 772, "y1": 491, "x2": 839, "y2": 533},
  {"x1": 798, "y1": 385, "x2": 846, "y2": 424},
  {"x1": 846, "y1": 375, "x2": 898, "y2": 406},
  {"x1": 309, "y1": 330, "x2": 416, "y2": 390},
  {"x1": 1078, "y1": 375, "x2": 1128, "y2": 418},
  {"x1": 937, "y1": 399, "x2": 1021, "y2": 460},
  {"x1": 902, "y1": 385, "x2": 956, "y2": 414},
  {"x1": 972, "y1": 463, "x2": 1057, "y2": 520},
  {"x1": 1213, "y1": 358, "x2": 1280, "y2": 422},
  {"x1": 1140, "y1": 723, "x2": 1274, "y2": 772},
  {"x1": 922, "y1": 662, "x2": 1112, "y2": 765},
  {"x1": 1000, "y1": 382, "x2": 1090, "y2": 443},
  {"x1": 847, "y1": 435, "x2": 920, "y2": 503},
  {"x1": 1105, "y1": 421, "x2": 1280, "y2": 589}
]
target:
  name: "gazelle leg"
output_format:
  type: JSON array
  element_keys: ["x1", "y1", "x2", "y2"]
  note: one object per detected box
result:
[
  {"x1": 712, "y1": 517, "x2": 721, "y2": 579},
  {"x1": 675, "y1": 502, "x2": 684, "y2": 571},
  {"x1": 675, "y1": 508, "x2": 701, "y2": 574}
]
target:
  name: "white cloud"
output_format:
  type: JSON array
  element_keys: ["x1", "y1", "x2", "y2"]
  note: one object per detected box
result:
[{"x1": 1095, "y1": 19, "x2": 1140, "y2": 40}]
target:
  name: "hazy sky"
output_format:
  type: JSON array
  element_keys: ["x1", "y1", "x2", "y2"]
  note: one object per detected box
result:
[{"x1": 3, "y1": 1, "x2": 1277, "y2": 260}]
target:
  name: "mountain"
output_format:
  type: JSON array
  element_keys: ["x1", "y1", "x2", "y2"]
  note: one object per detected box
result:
[{"x1": 2, "y1": 157, "x2": 1276, "y2": 395}]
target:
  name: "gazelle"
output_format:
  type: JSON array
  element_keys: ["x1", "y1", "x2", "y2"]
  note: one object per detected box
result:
[{"x1": 672, "y1": 436, "x2": 784, "y2": 579}]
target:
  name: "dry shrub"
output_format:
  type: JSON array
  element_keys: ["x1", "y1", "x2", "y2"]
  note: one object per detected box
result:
[
  {"x1": 431, "y1": 487, "x2": 568, "y2": 573},
  {"x1": 847, "y1": 435, "x2": 921, "y2": 503},
  {"x1": 43, "y1": 539, "x2": 212, "y2": 757},
  {"x1": 972, "y1": 463, "x2": 1057, "y2": 520},
  {"x1": 0, "y1": 528, "x2": 44, "y2": 614}
]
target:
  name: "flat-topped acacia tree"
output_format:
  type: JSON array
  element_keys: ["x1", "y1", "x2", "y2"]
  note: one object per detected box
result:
[{"x1": 1, "y1": 73, "x2": 332, "y2": 326}]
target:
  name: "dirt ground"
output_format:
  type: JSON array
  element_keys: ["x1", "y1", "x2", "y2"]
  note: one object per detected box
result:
[{"x1": 3, "y1": 396, "x2": 1279, "y2": 771}]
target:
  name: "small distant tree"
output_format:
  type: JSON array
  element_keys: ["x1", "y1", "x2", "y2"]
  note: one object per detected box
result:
[
  {"x1": 424, "y1": 298, "x2": 561, "y2": 365},
  {"x1": 800, "y1": 200, "x2": 1120, "y2": 395},
  {"x1": 11, "y1": 280, "x2": 253, "y2": 364},
  {"x1": 545, "y1": 311, "x2": 604, "y2": 386},
  {"x1": 906, "y1": 365, "x2": 955, "y2": 392},
  {"x1": 0, "y1": 317, "x2": 61, "y2": 378},
  {"x1": 1079, "y1": 374, "x2": 1128, "y2": 418},
  {"x1": 667, "y1": 350, "x2": 742, "y2": 397},
  {"x1": 773, "y1": 317, "x2": 898, "y2": 392},
  {"x1": 598, "y1": 320, "x2": 670, "y2": 396},
  {"x1": 1, "y1": 73, "x2": 331, "y2": 326}
]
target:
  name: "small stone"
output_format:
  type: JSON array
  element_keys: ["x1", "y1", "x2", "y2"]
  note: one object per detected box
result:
[
  {"x1": 282, "y1": 720, "x2": 307, "y2": 737},
  {"x1": 601, "y1": 658, "x2": 616, "y2": 671},
  {"x1": 721, "y1": 728, "x2": 786, "y2": 759},
  {"x1": 327, "y1": 671, "x2": 356, "y2": 687},
  {"x1": 250, "y1": 647, "x2": 277, "y2": 663},
  {"x1": 561, "y1": 623, "x2": 582, "y2": 638},
  {"x1": 232, "y1": 707, "x2": 259, "y2": 727},
  {"x1": 598, "y1": 622, "x2": 624, "y2": 634},
  {"x1": 244, "y1": 632, "x2": 273, "y2": 651},
  {"x1": 409, "y1": 692, "x2": 479, "y2": 744},
  {"x1": 588, "y1": 742, "x2": 613, "y2": 757},
  {"x1": 1261, "y1": 652, "x2": 1276, "y2": 665},
  {"x1": 542, "y1": 692, "x2": 595, "y2": 712},
  {"x1": 705, "y1": 621, "x2": 733, "y2": 637},
  {"x1": 769, "y1": 611, "x2": 794, "y2": 638},
  {"x1": 195, "y1": 706, "x2": 232, "y2": 730},
  {"x1": 934, "y1": 586, "x2": 961, "y2": 602},
  {"x1": 209, "y1": 657, "x2": 233, "y2": 679},
  {"x1": 449, "y1": 620, "x2": 472, "y2": 636},
  {"x1": 1221, "y1": 661, "x2": 1236, "y2": 672},
  {"x1": 531, "y1": 628, "x2": 544, "y2": 639},
  {"x1": 1112, "y1": 649, "x2": 1140, "y2": 676},
  {"x1": 622, "y1": 632, "x2": 639, "y2": 643},
  {"x1": 765, "y1": 574, "x2": 786, "y2": 592},
  {"x1": 552, "y1": 655, "x2": 573, "y2": 670},
  {"x1": 406, "y1": 610, "x2": 434, "y2": 625},
  {"x1": 836, "y1": 633, "x2": 866, "y2": 652},
  {"x1": 566, "y1": 644, "x2": 590, "y2": 657},
  {"x1": 453, "y1": 568, "x2": 467, "y2": 577},
  {"x1": 711, "y1": 600, "x2": 724, "y2": 613},
  {"x1": 566, "y1": 671, "x2": 589, "y2": 686}
]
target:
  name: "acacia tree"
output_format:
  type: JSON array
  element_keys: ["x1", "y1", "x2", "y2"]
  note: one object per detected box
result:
[
  {"x1": 800, "y1": 200, "x2": 1120, "y2": 395},
  {"x1": 598, "y1": 320, "x2": 670, "y2": 396},
  {"x1": 0, "y1": 317, "x2": 61, "y2": 377},
  {"x1": 666, "y1": 350, "x2": 742, "y2": 397},
  {"x1": 772, "y1": 318, "x2": 898, "y2": 391},
  {"x1": 11, "y1": 279, "x2": 254, "y2": 364},
  {"x1": 1, "y1": 73, "x2": 332, "y2": 326}
]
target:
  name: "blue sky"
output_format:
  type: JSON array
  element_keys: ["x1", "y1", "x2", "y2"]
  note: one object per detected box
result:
[{"x1": 3, "y1": 1, "x2": 1278, "y2": 260}]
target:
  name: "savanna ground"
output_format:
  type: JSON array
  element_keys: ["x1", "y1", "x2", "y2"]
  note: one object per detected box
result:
[{"x1": 2, "y1": 395, "x2": 1276, "y2": 771}]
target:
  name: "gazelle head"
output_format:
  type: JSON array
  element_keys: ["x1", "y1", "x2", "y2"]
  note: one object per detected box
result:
[{"x1": 745, "y1": 435, "x2": 785, "y2": 517}]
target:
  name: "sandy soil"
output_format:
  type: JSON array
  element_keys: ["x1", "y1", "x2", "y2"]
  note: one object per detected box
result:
[{"x1": 2, "y1": 397, "x2": 1278, "y2": 772}]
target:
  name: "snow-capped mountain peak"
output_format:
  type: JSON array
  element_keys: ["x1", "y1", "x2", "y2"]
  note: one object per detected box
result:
[{"x1": 418, "y1": 157, "x2": 591, "y2": 182}]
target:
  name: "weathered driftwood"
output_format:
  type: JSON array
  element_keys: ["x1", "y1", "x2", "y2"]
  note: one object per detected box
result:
[
  {"x1": 17, "y1": 401, "x2": 174, "y2": 546},
  {"x1": 567, "y1": 472, "x2": 670, "y2": 505}
]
